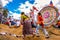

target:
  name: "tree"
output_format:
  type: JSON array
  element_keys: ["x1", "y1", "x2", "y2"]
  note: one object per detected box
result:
[{"x1": 3, "y1": 8, "x2": 8, "y2": 18}]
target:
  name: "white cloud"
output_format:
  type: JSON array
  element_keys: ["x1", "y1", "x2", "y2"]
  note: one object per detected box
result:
[
  {"x1": 1, "y1": 0, "x2": 13, "y2": 7},
  {"x1": 18, "y1": 0, "x2": 59, "y2": 14},
  {"x1": 12, "y1": 13, "x2": 20, "y2": 20},
  {"x1": 18, "y1": 1, "x2": 33, "y2": 14},
  {"x1": 55, "y1": 0, "x2": 60, "y2": 10},
  {"x1": 8, "y1": 0, "x2": 60, "y2": 19},
  {"x1": 9, "y1": 11, "x2": 13, "y2": 13},
  {"x1": 8, "y1": 0, "x2": 13, "y2": 2},
  {"x1": 17, "y1": 0, "x2": 60, "y2": 21},
  {"x1": 14, "y1": 9, "x2": 18, "y2": 12},
  {"x1": 9, "y1": 11, "x2": 20, "y2": 20}
]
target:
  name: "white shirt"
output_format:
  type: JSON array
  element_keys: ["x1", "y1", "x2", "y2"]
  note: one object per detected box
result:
[
  {"x1": 10, "y1": 17, "x2": 14, "y2": 21},
  {"x1": 16, "y1": 21, "x2": 20, "y2": 26}
]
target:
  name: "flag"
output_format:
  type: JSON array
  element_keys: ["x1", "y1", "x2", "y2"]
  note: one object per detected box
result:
[
  {"x1": 49, "y1": 1, "x2": 53, "y2": 6},
  {"x1": 33, "y1": 6, "x2": 38, "y2": 11},
  {"x1": 30, "y1": 9, "x2": 34, "y2": 18},
  {"x1": 30, "y1": 6, "x2": 38, "y2": 20}
]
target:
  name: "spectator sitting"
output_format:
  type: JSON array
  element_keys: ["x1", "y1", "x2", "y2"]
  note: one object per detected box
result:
[
  {"x1": 56, "y1": 20, "x2": 60, "y2": 28},
  {"x1": 9, "y1": 16, "x2": 16, "y2": 25},
  {"x1": 16, "y1": 20, "x2": 21, "y2": 28}
]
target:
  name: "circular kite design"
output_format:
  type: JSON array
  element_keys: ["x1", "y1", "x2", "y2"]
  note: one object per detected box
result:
[{"x1": 40, "y1": 6, "x2": 58, "y2": 26}]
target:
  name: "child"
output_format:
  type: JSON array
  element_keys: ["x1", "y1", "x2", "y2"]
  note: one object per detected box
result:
[{"x1": 36, "y1": 12, "x2": 49, "y2": 38}]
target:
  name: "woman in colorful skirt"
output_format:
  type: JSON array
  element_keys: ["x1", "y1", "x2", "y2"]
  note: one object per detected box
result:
[{"x1": 21, "y1": 12, "x2": 33, "y2": 38}]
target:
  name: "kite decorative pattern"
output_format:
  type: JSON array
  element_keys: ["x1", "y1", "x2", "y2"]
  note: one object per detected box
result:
[{"x1": 40, "y1": 6, "x2": 58, "y2": 26}]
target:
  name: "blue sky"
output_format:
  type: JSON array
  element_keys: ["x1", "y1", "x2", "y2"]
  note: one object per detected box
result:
[
  {"x1": 4, "y1": 0, "x2": 35, "y2": 14},
  {"x1": 1, "y1": 0, "x2": 60, "y2": 19}
]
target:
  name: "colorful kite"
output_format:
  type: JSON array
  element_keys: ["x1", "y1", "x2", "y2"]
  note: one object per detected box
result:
[{"x1": 40, "y1": 6, "x2": 58, "y2": 26}]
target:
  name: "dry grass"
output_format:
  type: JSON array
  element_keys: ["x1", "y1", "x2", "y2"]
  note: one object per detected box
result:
[{"x1": 0, "y1": 24, "x2": 60, "y2": 40}]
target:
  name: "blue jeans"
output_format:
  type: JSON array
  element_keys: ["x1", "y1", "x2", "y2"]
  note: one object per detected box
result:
[
  {"x1": 31, "y1": 22, "x2": 37, "y2": 28},
  {"x1": 36, "y1": 24, "x2": 49, "y2": 37},
  {"x1": 36, "y1": 24, "x2": 41, "y2": 34}
]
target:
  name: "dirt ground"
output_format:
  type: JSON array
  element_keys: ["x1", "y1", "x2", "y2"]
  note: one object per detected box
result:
[{"x1": 0, "y1": 24, "x2": 60, "y2": 40}]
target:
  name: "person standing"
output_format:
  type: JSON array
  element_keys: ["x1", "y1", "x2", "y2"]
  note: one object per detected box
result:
[
  {"x1": 16, "y1": 20, "x2": 20, "y2": 27},
  {"x1": 0, "y1": 12, "x2": 3, "y2": 24},
  {"x1": 36, "y1": 12, "x2": 49, "y2": 38},
  {"x1": 21, "y1": 12, "x2": 33, "y2": 38}
]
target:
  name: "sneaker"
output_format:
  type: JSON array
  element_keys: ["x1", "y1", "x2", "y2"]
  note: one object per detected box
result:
[
  {"x1": 45, "y1": 34, "x2": 49, "y2": 39},
  {"x1": 36, "y1": 35, "x2": 40, "y2": 37},
  {"x1": 36, "y1": 33, "x2": 40, "y2": 37},
  {"x1": 46, "y1": 36, "x2": 49, "y2": 39}
]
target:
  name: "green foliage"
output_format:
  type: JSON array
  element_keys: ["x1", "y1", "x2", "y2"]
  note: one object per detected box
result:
[{"x1": 3, "y1": 9, "x2": 8, "y2": 18}]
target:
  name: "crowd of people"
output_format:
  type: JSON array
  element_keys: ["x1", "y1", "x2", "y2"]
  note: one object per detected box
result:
[
  {"x1": 0, "y1": 12, "x2": 20, "y2": 28},
  {"x1": 0, "y1": 11, "x2": 60, "y2": 39}
]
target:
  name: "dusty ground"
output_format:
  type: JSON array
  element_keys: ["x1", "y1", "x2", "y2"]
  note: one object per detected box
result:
[{"x1": 0, "y1": 24, "x2": 60, "y2": 40}]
